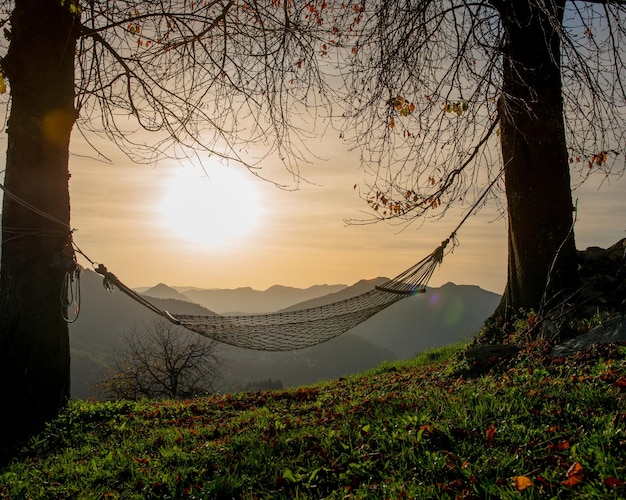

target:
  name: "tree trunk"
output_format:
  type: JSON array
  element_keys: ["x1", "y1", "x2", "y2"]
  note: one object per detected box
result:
[
  {"x1": 492, "y1": 0, "x2": 578, "y2": 321},
  {"x1": 0, "y1": 0, "x2": 79, "y2": 450}
]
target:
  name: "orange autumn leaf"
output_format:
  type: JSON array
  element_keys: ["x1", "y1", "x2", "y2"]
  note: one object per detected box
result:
[
  {"x1": 568, "y1": 461, "x2": 584, "y2": 475},
  {"x1": 557, "y1": 439, "x2": 570, "y2": 451},
  {"x1": 562, "y1": 475, "x2": 583, "y2": 487},
  {"x1": 513, "y1": 475, "x2": 532, "y2": 491},
  {"x1": 485, "y1": 425, "x2": 497, "y2": 445},
  {"x1": 562, "y1": 462, "x2": 584, "y2": 487}
]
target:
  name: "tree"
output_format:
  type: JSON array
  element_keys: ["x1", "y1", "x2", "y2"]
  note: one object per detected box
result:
[
  {"x1": 97, "y1": 320, "x2": 220, "y2": 401},
  {"x1": 0, "y1": 0, "x2": 330, "y2": 448},
  {"x1": 330, "y1": 1, "x2": 624, "y2": 318},
  {"x1": 1, "y1": 0, "x2": 624, "y2": 450}
]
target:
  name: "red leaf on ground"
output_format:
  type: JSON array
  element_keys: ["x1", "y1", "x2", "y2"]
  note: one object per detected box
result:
[
  {"x1": 485, "y1": 425, "x2": 497, "y2": 446},
  {"x1": 557, "y1": 439, "x2": 570, "y2": 451},
  {"x1": 604, "y1": 477, "x2": 624, "y2": 488},
  {"x1": 443, "y1": 478, "x2": 463, "y2": 491},
  {"x1": 536, "y1": 476, "x2": 552, "y2": 488},
  {"x1": 568, "y1": 462, "x2": 584, "y2": 475}
]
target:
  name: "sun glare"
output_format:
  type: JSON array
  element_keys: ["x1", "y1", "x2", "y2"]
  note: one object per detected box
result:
[{"x1": 158, "y1": 165, "x2": 263, "y2": 248}]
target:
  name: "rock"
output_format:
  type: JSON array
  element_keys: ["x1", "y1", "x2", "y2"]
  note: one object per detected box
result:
[
  {"x1": 581, "y1": 246, "x2": 609, "y2": 262},
  {"x1": 569, "y1": 237, "x2": 626, "y2": 318},
  {"x1": 477, "y1": 237, "x2": 625, "y2": 353},
  {"x1": 550, "y1": 315, "x2": 626, "y2": 358},
  {"x1": 607, "y1": 238, "x2": 626, "y2": 263}
]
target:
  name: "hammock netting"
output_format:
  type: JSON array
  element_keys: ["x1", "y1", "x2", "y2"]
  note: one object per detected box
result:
[
  {"x1": 96, "y1": 239, "x2": 451, "y2": 351},
  {"x1": 172, "y1": 288, "x2": 406, "y2": 351}
]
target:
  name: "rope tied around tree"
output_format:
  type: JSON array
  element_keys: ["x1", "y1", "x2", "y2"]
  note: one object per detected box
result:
[{"x1": 0, "y1": 177, "x2": 84, "y2": 322}]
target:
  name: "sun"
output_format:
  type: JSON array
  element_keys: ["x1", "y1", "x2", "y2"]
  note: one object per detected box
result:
[{"x1": 158, "y1": 165, "x2": 263, "y2": 248}]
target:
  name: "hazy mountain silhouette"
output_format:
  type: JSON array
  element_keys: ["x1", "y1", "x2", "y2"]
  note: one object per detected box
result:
[
  {"x1": 70, "y1": 271, "x2": 386, "y2": 399},
  {"x1": 278, "y1": 277, "x2": 389, "y2": 312},
  {"x1": 69, "y1": 270, "x2": 217, "y2": 399},
  {"x1": 142, "y1": 283, "x2": 192, "y2": 302},
  {"x1": 353, "y1": 282, "x2": 499, "y2": 357},
  {"x1": 177, "y1": 283, "x2": 347, "y2": 314}
]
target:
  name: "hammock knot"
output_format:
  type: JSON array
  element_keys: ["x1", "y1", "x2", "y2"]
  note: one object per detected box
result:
[{"x1": 96, "y1": 264, "x2": 116, "y2": 292}]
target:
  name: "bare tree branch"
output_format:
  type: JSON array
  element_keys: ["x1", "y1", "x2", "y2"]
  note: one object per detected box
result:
[
  {"x1": 97, "y1": 320, "x2": 221, "y2": 400},
  {"x1": 330, "y1": 0, "x2": 625, "y2": 225}
]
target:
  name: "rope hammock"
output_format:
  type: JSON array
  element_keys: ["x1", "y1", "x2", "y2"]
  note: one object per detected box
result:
[{"x1": 91, "y1": 237, "x2": 454, "y2": 351}]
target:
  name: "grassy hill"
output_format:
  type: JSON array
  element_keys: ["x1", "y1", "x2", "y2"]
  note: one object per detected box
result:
[{"x1": 1, "y1": 332, "x2": 625, "y2": 499}]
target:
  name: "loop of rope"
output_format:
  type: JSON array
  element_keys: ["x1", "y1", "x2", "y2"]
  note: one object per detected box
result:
[{"x1": 61, "y1": 266, "x2": 82, "y2": 323}]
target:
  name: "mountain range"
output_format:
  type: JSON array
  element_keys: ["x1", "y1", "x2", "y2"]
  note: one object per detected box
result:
[
  {"x1": 141, "y1": 282, "x2": 348, "y2": 314},
  {"x1": 69, "y1": 269, "x2": 500, "y2": 400}
]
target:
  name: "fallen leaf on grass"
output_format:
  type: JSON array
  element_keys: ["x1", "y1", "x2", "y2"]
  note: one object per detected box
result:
[
  {"x1": 535, "y1": 476, "x2": 552, "y2": 488},
  {"x1": 485, "y1": 425, "x2": 497, "y2": 447},
  {"x1": 604, "y1": 477, "x2": 624, "y2": 488},
  {"x1": 562, "y1": 475, "x2": 583, "y2": 487},
  {"x1": 562, "y1": 461, "x2": 584, "y2": 487},
  {"x1": 513, "y1": 475, "x2": 533, "y2": 491},
  {"x1": 547, "y1": 438, "x2": 570, "y2": 452}
]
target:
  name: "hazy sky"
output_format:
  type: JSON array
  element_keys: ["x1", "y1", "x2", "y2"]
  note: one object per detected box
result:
[{"x1": 55, "y1": 130, "x2": 626, "y2": 295}]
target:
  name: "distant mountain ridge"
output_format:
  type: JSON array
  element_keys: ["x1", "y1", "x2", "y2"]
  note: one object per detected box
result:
[
  {"x1": 142, "y1": 283, "x2": 192, "y2": 302},
  {"x1": 279, "y1": 277, "x2": 389, "y2": 312},
  {"x1": 140, "y1": 283, "x2": 348, "y2": 314},
  {"x1": 349, "y1": 282, "x2": 499, "y2": 357}
]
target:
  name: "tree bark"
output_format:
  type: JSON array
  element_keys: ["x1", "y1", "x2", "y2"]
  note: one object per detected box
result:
[
  {"x1": 492, "y1": 0, "x2": 578, "y2": 320},
  {"x1": 0, "y1": 0, "x2": 79, "y2": 449}
]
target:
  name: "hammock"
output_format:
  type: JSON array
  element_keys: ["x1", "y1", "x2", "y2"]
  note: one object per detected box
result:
[{"x1": 93, "y1": 237, "x2": 453, "y2": 351}]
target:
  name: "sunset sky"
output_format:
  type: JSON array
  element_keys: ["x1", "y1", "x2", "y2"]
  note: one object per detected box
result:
[
  {"x1": 0, "y1": 6, "x2": 622, "y2": 299},
  {"x1": 52, "y1": 130, "x2": 626, "y2": 296}
]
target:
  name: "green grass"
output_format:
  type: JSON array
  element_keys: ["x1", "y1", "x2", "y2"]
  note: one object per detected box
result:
[{"x1": 1, "y1": 341, "x2": 625, "y2": 499}]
